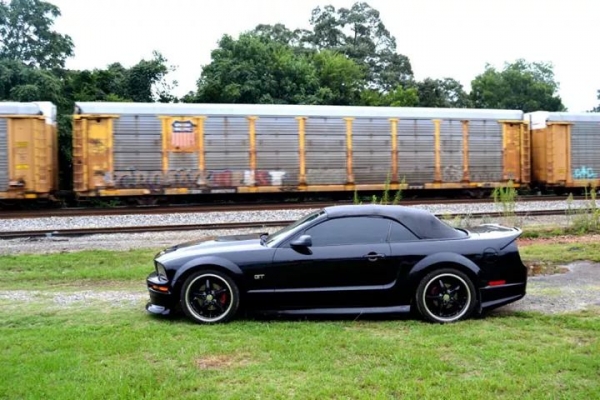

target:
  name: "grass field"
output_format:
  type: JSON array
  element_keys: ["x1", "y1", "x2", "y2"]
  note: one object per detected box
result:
[{"x1": 2, "y1": 240, "x2": 600, "y2": 399}]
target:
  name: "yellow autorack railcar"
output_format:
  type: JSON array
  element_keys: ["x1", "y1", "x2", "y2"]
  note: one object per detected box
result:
[{"x1": 0, "y1": 102, "x2": 58, "y2": 200}]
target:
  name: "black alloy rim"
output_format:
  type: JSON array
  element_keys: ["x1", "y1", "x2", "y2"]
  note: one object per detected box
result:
[
  {"x1": 423, "y1": 273, "x2": 471, "y2": 321},
  {"x1": 186, "y1": 274, "x2": 233, "y2": 322}
]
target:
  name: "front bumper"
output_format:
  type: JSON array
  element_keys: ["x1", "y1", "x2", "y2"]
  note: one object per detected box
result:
[{"x1": 146, "y1": 272, "x2": 177, "y2": 316}]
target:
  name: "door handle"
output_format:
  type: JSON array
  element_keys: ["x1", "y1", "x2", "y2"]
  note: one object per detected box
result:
[{"x1": 364, "y1": 252, "x2": 386, "y2": 262}]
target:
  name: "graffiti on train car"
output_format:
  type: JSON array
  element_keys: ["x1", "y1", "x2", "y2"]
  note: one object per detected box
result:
[
  {"x1": 440, "y1": 166, "x2": 506, "y2": 183},
  {"x1": 572, "y1": 166, "x2": 597, "y2": 180},
  {"x1": 102, "y1": 168, "x2": 288, "y2": 189}
]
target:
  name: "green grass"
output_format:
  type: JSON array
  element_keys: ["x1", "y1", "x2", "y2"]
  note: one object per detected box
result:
[
  {"x1": 1, "y1": 300, "x2": 599, "y2": 399},
  {"x1": 1, "y1": 241, "x2": 600, "y2": 398},
  {"x1": 520, "y1": 242, "x2": 600, "y2": 265},
  {"x1": 0, "y1": 249, "x2": 156, "y2": 289}
]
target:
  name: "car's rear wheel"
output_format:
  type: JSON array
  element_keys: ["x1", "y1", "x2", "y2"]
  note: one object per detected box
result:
[
  {"x1": 415, "y1": 268, "x2": 477, "y2": 323},
  {"x1": 180, "y1": 270, "x2": 240, "y2": 324}
]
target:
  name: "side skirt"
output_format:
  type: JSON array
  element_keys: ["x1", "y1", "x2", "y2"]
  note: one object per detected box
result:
[{"x1": 254, "y1": 305, "x2": 411, "y2": 316}]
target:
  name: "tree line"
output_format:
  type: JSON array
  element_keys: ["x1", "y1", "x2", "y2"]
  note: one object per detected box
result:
[{"x1": 0, "y1": 0, "x2": 592, "y2": 186}]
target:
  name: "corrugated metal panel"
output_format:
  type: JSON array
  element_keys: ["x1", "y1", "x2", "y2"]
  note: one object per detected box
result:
[
  {"x1": 113, "y1": 115, "x2": 163, "y2": 173},
  {"x1": 353, "y1": 118, "x2": 392, "y2": 184},
  {"x1": 75, "y1": 102, "x2": 523, "y2": 121},
  {"x1": 205, "y1": 117, "x2": 249, "y2": 171},
  {"x1": 571, "y1": 121, "x2": 600, "y2": 180},
  {"x1": 0, "y1": 118, "x2": 7, "y2": 191},
  {"x1": 440, "y1": 120, "x2": 464, "y2": 183},
  {"x1": 468, "y1": 120, "x2": 503, "y2": 182},
  {"x1": 255, "y1": 117, "x2": 299, "y2": 185},
  {"x1": 169, "y1": 153, "x2": 198, "y2": 170},
  {"x1": 113, "y1": 135, "x2": 161, "y2": 153},
  {"x1": 305, "y1": 118, "x2": 346, "y2": 185},
  {"x1": 256, "y1": 117, "x2": 298, "y2": 152},
  {"x1": 205, "y1": 152, "x2": 249, "y2": 170},
  {"x1": 255, "y1": 152, "x2": 298, "y2": 185},
  {"x1": 113, "y1": 115, "x2": 162, "y2": 137},
  {"x1": 397, "y1": 120, "x2": 435, "y2": 183},
  {"x1": 0, "y1": 102, "x2": 42, "y2": 115},
  {"x1": 114, "y1": 153, "x2": 162, "y2": 171}
]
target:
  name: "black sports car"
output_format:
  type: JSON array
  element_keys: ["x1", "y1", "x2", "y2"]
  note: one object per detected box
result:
[{"x1": 146, "y1": 205, "x2": 527, "y2": 324}]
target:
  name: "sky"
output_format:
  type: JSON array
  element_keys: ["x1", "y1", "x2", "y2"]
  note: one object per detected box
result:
[{"x1": 49, "y1": 0, "x2": 599, "y2": 112}]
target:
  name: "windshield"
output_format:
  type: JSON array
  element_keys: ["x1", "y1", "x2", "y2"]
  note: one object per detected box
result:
[{"x1": 265, "y1": 209, "x2": 325, "y2": 245}]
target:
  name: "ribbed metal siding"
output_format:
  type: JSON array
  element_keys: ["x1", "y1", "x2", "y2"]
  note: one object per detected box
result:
[
  {"x1": 255, "y1": 117, "x2": 298, "y2": 185},
  {"x1": 397, "y1": 120, "x2": 435, "y2": 183},
  {"x1": 113, "y1": 115, "x2": 162, "y2": 171},
  {"x1": 353, "y1": 118, "x2": 391, "y2": 184},
  {"x1": 0, "y1": 118, "x2": 7, "y2": 191},
  {"x1": 440, "y1": 121, "x2": 464, "y2": 182},
  {"x1": 571, "y1": 122, "x2": 600, "y2": 179},
  {"x1": 205, "y1": 117, "x2": 249, "y2": 170},
  {"x1": 469, "y1": 120, "x2": 503, "y2": 182},
  {"x1": 305, "y1": 118, "x2": 346, "y2": 185}
]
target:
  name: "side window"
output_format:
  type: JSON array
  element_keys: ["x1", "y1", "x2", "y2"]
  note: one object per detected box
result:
[
  {"x1": 389, "y1": 221, "x2": 419, "y2": 242},
  {"x1": 304, "y1": 216, "x2": 390, "y2": 246}
]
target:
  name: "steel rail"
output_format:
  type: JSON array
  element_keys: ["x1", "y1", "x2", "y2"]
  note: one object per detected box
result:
[
  {"x1": 0, "y1": 196, "x2": 583, "y2": 220},
  {"x1": 0, "y1": 209, "x2": 574, "y2": 239}
]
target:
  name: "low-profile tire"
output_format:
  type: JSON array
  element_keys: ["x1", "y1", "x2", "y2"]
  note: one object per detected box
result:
[
  {"x1": 180, "y1": 269, "x2": 240, "y2": 324},
  {"x1": 415, "y1": 268, "x2": 477, "y2": 323}
]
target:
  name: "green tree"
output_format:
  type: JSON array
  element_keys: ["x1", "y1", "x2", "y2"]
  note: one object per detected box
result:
[
  {"x1": 415, "y1": 78, "x2": 471, "y2": 108},
  {"x1": 311, "y1": 49, "x2": 365, "y2": 105},
  {"x1": 250, "y1": 23, "x2": 310, "y2": 48},
  {"x1": 0, "y1": 0, "x2": 74, "y2": 69},
  {"x1": 0, "y1": 59, "x2": 63, "y2": 103},
  {"x1": 359, "y1": 86, "x2": 418, "y2": 107},
  {"x1": 305, "y1": 2, "x2": 413, "y2": 92},
  {"x1": 61, "y1": 51, "x2": 177, "y2": 103},
  {"x1": 470, "y1": 59, "x2": 565, "y2": 112},
  {"x1": 192, "y1": 33, "x2": 322, "y2": 104}
]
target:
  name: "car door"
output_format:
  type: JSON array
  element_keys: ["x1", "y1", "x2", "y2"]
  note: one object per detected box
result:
[
  {"x1": 386, "y1": 220, "x2": 428, "y2": 304},
  {"x1": 268, "y1": 216, "x2": 397, "y2": 309}
]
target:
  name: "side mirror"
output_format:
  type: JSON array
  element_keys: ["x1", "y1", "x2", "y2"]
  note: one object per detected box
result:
[{"x1": 290, "y1": 234, "x2": 312, "y2": 248}]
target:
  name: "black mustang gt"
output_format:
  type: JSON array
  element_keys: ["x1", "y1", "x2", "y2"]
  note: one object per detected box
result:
[{"x1": 146, "y1": 205, "x2": 527, "y2": 324}]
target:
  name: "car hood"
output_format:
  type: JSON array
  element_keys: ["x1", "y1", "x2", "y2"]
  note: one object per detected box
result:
[{"x1": 155, "y1": 233, "x2": 267, "y2": 263}]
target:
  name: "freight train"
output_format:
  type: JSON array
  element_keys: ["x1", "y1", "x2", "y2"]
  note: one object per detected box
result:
[{"x1": 1, "y1": 100, "x2": 599, "y2": 207}]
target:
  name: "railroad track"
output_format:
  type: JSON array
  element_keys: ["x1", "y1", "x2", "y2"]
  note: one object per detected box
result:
[
  {"x1": 0, "y1": 209, "x2": 573, "y2": 240},
  {"x1": 0, "y1": 195, "x2": 581, "y2": 220}
]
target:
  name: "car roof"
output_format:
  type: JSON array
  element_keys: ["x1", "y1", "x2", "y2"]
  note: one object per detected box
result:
[{"x1": 322, "y1": 204, "x2": 464, "y2": 239}]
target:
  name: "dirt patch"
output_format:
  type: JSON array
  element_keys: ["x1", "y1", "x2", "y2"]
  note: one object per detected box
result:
[
  {"x1": 496, "y1": 261, "x2": 600, "y2": 315},
  {"x1": 194, "y1": 354, "x2": 253, "y2": 370},
  {"x1": 527, "y1": 262, "x2": 570, "y2": 276}
]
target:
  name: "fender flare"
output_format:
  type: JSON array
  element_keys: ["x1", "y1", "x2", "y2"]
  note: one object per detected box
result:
[
  {"x1": 171, "y1": 255, "x2": 244, "y2": 289},
  {"x1": 408, "y1": 252, "x2": 482, "y2": 287}
]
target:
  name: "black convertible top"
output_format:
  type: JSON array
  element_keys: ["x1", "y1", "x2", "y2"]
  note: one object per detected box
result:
[{"x1": 323, "y1": 204, "x2": 465, "y2": 239}]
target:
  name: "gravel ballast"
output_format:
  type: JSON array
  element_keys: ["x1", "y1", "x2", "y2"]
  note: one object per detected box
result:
[{"x1": 0, "y1": 199, "x2": 596, "y2": 232}]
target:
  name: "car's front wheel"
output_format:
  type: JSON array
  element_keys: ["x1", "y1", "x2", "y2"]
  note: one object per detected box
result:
[
  {"x1": 415, "y1": 268, "x2": 477, "y2": 323},
  {"x1": 180, "y1": 269, "x2": 240, "y2": 324}
]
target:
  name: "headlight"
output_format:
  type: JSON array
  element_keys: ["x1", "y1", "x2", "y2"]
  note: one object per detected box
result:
[{"x1": 155, "y1": 261, "x2": 168, "y2": 281}]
